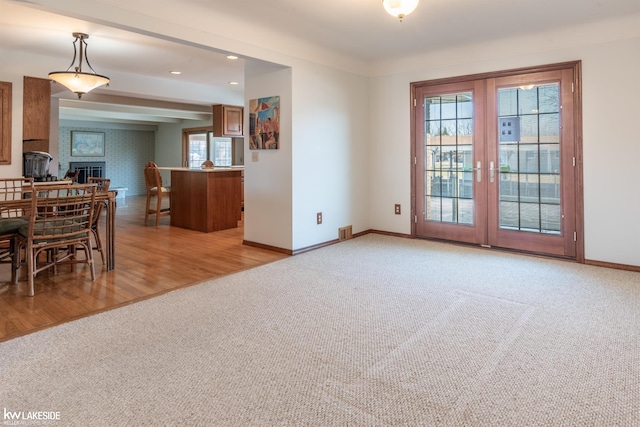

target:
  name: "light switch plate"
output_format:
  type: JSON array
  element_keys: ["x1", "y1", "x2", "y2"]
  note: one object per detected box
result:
[{"x1": 252, "y1": 152, "x2": 259, "y2": 162}]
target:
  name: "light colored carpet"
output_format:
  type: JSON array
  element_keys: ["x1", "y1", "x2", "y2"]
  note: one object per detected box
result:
[{"x1": 0, "y1": 234, "x2": 638, "y2": 426}]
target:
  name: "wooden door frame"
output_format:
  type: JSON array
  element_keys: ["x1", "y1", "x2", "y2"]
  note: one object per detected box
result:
[{"x1": 410, "y1": 61, "x2": 584, "y2": 262}]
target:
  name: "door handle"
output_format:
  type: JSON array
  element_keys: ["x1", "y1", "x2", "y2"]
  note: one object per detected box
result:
[
  {"x1": 475, "y1": 161, "x2": 481, "y2": 182},
  {"x1": 490, "y1": 161, "x2": 495, "y2": 183}
]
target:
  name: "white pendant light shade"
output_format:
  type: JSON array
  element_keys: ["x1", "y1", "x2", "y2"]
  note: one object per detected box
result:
[
  {"x1": 382, "y1": 0, "x2": 420, "y2": 21},
  {"x1": 48, "y1": 33, "x2": 110, "y2": 99},
  {"x1": 49, "y1": 71, "x2": 109, "y2": 97}
]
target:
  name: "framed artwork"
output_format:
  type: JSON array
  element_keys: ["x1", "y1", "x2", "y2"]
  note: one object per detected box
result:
[
  {"x1": 249, "y1": 96, "x2": 280, "y2": 150},
  {"x1": 71, "y1": 131, "x2": 105, "y2": 157}
]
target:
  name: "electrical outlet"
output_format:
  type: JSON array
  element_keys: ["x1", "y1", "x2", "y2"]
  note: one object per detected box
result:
[
  {"x1": 395, "y1": 204, "x2": 401, "y2": 215},
  {"x1": 317, "y1": 212, "x2": 322, "y2": 224}
]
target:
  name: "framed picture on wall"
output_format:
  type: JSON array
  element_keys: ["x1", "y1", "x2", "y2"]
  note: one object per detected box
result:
[
  {"x1": 71, "y1": 131, "x2": 105, "y2": 157},
  {"x1": 249, "y1": 96, "x2": 280, "y2": 150}
]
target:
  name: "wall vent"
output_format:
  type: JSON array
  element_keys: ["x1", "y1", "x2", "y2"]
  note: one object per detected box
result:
[{"x1": 338, "y1": 225, "x2": 353, "y2": 241}]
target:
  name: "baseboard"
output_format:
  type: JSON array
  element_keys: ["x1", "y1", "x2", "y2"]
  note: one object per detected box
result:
[
  {"x1": 359, "y1": 229, "x2": 413, "y2": 239},
  {"x1": 291, "y1": 239, "x2": 340, "y2": 255},
  {"x1": 585, "y1": 259, "x2": 640, "y2": 273},
  {"x1": 244, "y1": 229, "x2": 405, "y2": 256},
  {"x1": 242, "y1": 240, "x2": 293, "y2": 255},
  {"x1": 248, "y1": 233, "x2": 639, "y2": 274}
]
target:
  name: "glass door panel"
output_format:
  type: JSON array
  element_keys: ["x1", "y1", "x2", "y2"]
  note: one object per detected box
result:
[
  {"x1": 415, "y1": 80, "x2": 486, "y2": 244},
  {"x1": 424, "y1": 93, "x2": 474, "y2": 226},
  {"x1": 487, "y1": 69, "x2": 576, "y2": 257}
]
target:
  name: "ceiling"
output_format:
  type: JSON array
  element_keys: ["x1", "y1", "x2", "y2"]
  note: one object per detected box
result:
[{"x1": 1, "y1": 0, "x2": 638, "y2": 125}]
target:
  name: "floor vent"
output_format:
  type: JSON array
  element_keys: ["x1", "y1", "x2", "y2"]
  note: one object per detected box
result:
[{"x1": 338, "y1": 225, "x2": 353, "y2": 241}]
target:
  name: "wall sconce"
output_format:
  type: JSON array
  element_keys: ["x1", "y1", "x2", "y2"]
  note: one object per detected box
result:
[
  {"x1": 382, "y1": 0, "x2": 420, "y2": 22},
  {"x1": 49, "y1": 33, "x2": 110, "y2": 99}
]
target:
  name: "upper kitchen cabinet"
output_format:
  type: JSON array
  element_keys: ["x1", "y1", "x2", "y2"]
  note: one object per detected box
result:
[
  {"x1": 0, "y1": 81, "x2": 11, "y2": 164},
  {"x1": 212, "y1": 104, "x2": 243, "y2": 137},
  {"x1": 23, "y1": 76, "x2": 51, "y2": 152}
]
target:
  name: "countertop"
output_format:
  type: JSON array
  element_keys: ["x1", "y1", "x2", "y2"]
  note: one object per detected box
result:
[{"x1": 158, "y1": 166, "x2": 244, "y2": 172}]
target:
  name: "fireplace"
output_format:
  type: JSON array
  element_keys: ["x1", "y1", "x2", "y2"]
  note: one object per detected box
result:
[{"x1": 69, "y1": 162, "x2": 106, "y2": 184}]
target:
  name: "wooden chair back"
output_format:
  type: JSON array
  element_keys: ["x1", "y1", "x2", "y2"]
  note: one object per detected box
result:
[
  {"x1": 64, "y1": 169, "x2": 80, "y2": 183},
  {"x1": 0, "y1": 178, "x2": 35, "y2": 283},
  {"x1": 18, "y1": 184, "x2": 97, "y2": 296},
  {"x1": 0, "y1": 178, "x2": 34, "y2": 219},
  {"x1": 87, "y1": 177, "x2": 111, "y2": 222},
  {"x1": 28, "y1": 184, "x2": 96, "y2": 239},
  {"x1": 144, "y1": 163, "x2": 165, "y2": 192},
  {"x1": 143, "y1": 162, "x2": 171, "y2": 225},
  {"x1": 87, "y1": 177, "x2": 111, "y2": 192}
]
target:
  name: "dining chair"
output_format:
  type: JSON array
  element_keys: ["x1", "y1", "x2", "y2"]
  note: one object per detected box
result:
[
  {"x1": 63, "y1": 169, "x2": 80, "y2": 183},
  {"x1": 16, "y1": 183, "x2": 97, "y2": 297},
  {"x1": 144, "y1": 161, "x2": 171, "y2": 226},
  {"x1": 87, "y1": 177, "x2": 111, "y2": 264},
  {"x1": 0, "y1": 178, "x2": 35, "y2": 283}
]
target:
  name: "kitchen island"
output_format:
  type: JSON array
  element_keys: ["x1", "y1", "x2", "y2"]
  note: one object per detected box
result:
[{"x1": 162, "y1": 167, "x2": 242, "y2": 233}]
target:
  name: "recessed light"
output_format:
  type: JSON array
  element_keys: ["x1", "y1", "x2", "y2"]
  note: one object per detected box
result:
[
  {"x1": 226, "y1": 55, "x2": 238, "y2": 60},
  {"x1": 229, "y1": 81, "x2": 239, "y2": 85},
  {"x1": 170, "y1": 71, "x2": 181, "y2": 75}
]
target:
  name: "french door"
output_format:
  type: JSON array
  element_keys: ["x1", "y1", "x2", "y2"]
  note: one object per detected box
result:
[{"x1": 413, "y1": 63, "x2": 580, "y2": 259}]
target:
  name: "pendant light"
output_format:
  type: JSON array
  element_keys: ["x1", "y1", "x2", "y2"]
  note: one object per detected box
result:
[
  {"x1": 382, "y1": 0, "x2": 420, "y2": 22},
  {"x1": 49, "y1": 33, "x2": 110, "y2": 99}
]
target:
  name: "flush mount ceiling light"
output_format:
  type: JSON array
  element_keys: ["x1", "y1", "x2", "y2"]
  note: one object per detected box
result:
[
  {"x1": 48, "y1": 32, "x2": 110, "y2": 99},
  {"x1": 382, "y1": 0, "x2": 419, "y2": 22}
]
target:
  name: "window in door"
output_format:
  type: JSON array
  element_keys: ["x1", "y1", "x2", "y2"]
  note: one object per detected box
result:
[
  {"x1": 497, "y1": 84, "x2": 561, "y2": 234},
  {"x1": 424, "y1": 93, "x2": 475, "y2": 225}
]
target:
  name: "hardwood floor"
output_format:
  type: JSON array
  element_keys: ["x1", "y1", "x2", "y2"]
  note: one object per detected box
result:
[{"x1": 0, "y1": 195, "x2": 288, "y2": 342}]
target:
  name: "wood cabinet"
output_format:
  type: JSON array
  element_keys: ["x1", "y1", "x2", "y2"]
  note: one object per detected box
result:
[
  {"x1": 170, "y1": 168, "x2": 242, "y2": 232},
  {"x1": 22, "y1": 76, "x2": 51, "y2": 152},
  {"x1": 0, "y1": 81, "x2": 11, "y2": 165},
  {"x1": 212, "y1": 104, "x2": 243, "y2": 136}
]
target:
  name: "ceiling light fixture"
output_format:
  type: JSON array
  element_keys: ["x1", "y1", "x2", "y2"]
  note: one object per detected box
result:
[
  {"x1": 382, "y1": 0, "x2": 419, "y2": 22},
  {"x1": 226, "y1": 55, "x2": 239, "y2": 60},
  {"x1": 48, "y1": 32, "x2": 110, "y2": 99},
  {"x1": 170, "y1": 71, "x2": 182, "y2": 75}
]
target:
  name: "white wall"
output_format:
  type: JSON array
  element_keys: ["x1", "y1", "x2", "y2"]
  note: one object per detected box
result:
[
  {"x1": 368, "y1": 15, "x2": 640, "y2": 267},
  {"x1": 290, "y1": 60, "x2": 369, "y2": 250},
  {"x1": 244, "y1": 66, "x2": 293, "y2": 250},
  {"x1": 244, "y1": 60, "x2": 370, "y2": 251},
  {"x1": 581, "y1": 37, "x2": 640, "y2": 266}
]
